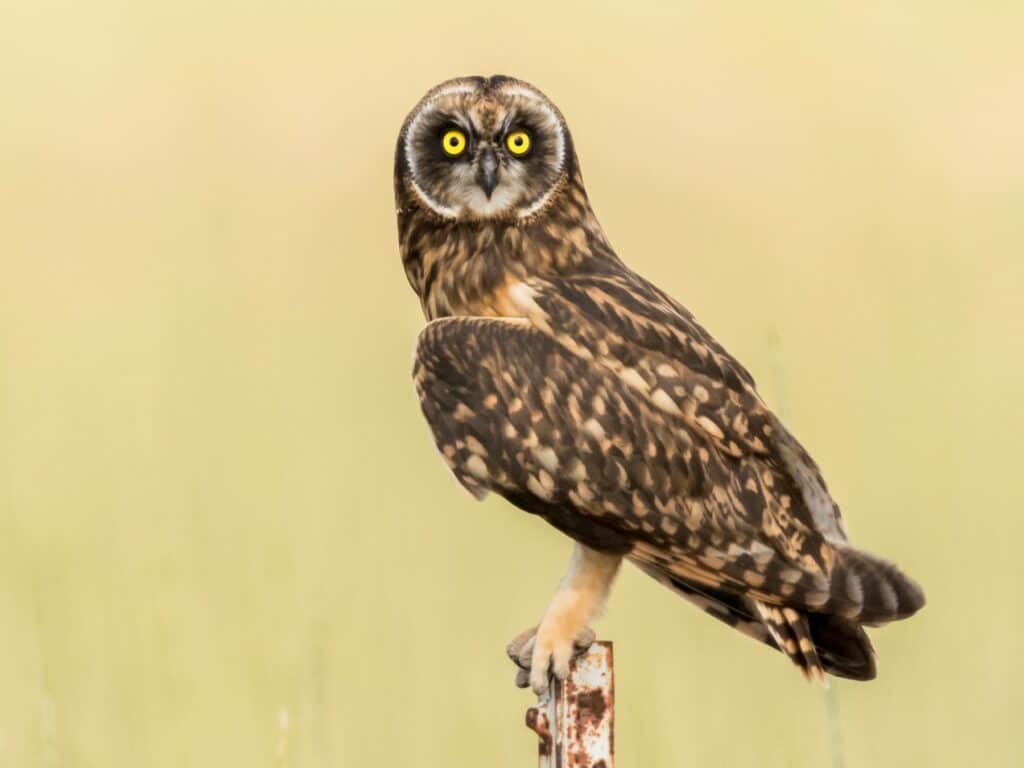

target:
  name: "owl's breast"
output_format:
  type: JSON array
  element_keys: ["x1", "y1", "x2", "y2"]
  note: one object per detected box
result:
[
  {"x1": 423, "y1": 265, "x2": 529, "y2": 320},
  {"x1": 417, "y1": 232, "x2": 534, "y2": 320},
  {"x1": 402, "y1": 200, "x2": 610, "y2": 320}
]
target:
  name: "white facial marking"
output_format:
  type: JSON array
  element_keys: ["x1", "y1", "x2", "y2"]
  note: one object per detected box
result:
[
  {"x1": 404, "y1": 83, "x2": 477, "y2": 218},
  {"x1": 403, "y1": 80, "x2": 568, "y2": 220},
  {"x1": 408, "y1": 175, "x2": 458, "y2": 218},
  {"x1": 500, "y1": 85, "x2": 567, "y2": 219},
  {"x1": 450, "y1": 159, "x2": 519, "y2": 216}
]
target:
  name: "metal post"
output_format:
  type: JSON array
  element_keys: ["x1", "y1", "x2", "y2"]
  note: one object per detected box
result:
[{"x1": 525, "y1": 642, "x2": 614, "y2": 768}]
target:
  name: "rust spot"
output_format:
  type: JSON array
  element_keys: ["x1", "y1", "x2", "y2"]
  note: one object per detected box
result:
[
  {"x1": 575, "y1": 688, "x2": 607, "y2": 726},
  {"x1": 526, "y1": 708, "x2": 540, "y2": 731},
  {"x1": 521, "y1": 642, "x2": 614, "y2": 767},
  {"x1": 526, "y1": 706, "x2": 551, "y2": 757}
]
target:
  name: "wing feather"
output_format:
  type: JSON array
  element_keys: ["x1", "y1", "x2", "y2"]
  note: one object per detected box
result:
[{"x1": 413, "y1": 272, "x2": 923, "y2": 624}]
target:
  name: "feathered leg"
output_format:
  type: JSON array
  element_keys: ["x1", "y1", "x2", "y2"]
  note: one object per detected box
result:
[{"x1": 507, "y1": 543, "x2": 621, "y2": 694}]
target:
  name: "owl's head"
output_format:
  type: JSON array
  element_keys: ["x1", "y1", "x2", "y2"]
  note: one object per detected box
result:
[{"x1": 395, "y1": 76, "x2": 575, "y2": 222}]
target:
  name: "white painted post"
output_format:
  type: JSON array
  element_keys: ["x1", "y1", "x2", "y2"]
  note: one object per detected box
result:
[{"x1": 525, "y1": 642, "x2": 614, "y2": 768}]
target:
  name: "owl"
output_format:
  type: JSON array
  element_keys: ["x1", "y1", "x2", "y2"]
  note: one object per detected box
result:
[{"x1": 394, "y1": 75, "x2": 924, "y2": 694}]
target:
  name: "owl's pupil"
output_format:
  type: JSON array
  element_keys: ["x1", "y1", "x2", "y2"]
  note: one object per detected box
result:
[
  {"x1": 449, "y1": 137, "x2": 458, "y2": 146},
  {"x1": 514, "y1": 137, "x2": 523, "y2": 146}
]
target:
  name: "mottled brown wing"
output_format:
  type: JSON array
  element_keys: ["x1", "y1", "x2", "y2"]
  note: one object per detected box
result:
[
  {"x1": 508, "y1": 272, "x2": 845, "y2": 512},
  {"x1": 508, "y1": 272, "x2": 924, "y2": 623},
  {"x1": 414, "y1": 273, "x2": 924, "y2": 626}
]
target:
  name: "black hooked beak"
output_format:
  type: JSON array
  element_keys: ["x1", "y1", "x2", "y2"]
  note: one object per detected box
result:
[{"x1": 477, "y1": 147, "x2": 499, "y2": 199}]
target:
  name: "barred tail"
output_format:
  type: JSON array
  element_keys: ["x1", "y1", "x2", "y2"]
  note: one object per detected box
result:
[
  {"x1": 824, "y1": 546, "x2": 926, "y2": 625},
  {"x1": 754, "y1": 602, "x2": 826, "y2": 683}
]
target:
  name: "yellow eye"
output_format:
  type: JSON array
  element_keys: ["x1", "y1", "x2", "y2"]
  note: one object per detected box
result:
[
  {"x1": 506, "y1": 130, "x2": 531, "y2": 156},
  {"x1": 442, "y1": 129, "x2": 467, "y2": 157}
]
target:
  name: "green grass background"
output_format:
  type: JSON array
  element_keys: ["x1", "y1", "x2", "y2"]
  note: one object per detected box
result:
[{"x1": 2, "y1": 2, "x2": 1022, "y2": 766}]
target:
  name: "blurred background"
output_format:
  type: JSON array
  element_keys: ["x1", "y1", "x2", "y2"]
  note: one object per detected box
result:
[{"x1": 2, "y1": 1, "x2": 1022, "y2": 766}]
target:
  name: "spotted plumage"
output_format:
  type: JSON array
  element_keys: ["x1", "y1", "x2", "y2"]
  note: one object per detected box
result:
[{"x1": 396, "y1": 76, "x2": 924, "y2": 691}]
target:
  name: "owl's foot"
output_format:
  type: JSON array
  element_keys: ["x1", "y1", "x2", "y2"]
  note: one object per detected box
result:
[{"x1": 506, "y1": 623, "x2": 596, "y2": 695}]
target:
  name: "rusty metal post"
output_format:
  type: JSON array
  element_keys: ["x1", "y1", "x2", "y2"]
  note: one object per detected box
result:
[{"x1": 525, "y1": 642, "x2": 614, "y2": 768}]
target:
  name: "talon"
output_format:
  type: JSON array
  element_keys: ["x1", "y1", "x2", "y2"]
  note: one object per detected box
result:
[
  {"x1": 515, "y1": 668, "x2": 531, "y2": 689},
  {"x1": 507, "y1": 626, "x2": 539, "y2": 689},
  {"x1": 509, "y1": 623, "x2": 595, "y2": 695},
  {"x1": 529, "y1": 634, "x2": 555, "y2": 695},
  {"x1": 506, "y1": 623, "x2": 596, "y2": 693},
  {"x1": 517, "y1": 636, "x2": 537, "y2": 672},
  {"x1": 506, "y1": 545, "x2": 620, "y2": 692},
  {"x1": 506, "y1": 625, "x2": 538, "y2": 668},
  {"x1": 551, "y1": 644, "x2": 573, "y2": 682}
]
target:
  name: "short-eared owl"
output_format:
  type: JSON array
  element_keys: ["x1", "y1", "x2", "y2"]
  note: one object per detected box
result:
[{"x1": 395, "y1": 75, "x2": 924, "y2": 694}]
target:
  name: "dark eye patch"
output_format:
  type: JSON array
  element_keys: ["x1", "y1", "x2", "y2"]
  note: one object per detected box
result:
[
  {"x1": 504, "y1": 122, "x2": 545, "y2": 160},
  {"x1": 432, "y1": 119, "x2": 474, "y2": 163},
  {"x1": 408, "y1": 113, "x2": 475, "y2": 181}
]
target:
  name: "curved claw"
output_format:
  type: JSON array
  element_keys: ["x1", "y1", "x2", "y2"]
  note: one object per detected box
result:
[
  {"x1": 506, "y1": 624, "x2": 597, "y2": 693},
  {"x1": 506, "y1": 625, "x2": 538, "y2": 668}
]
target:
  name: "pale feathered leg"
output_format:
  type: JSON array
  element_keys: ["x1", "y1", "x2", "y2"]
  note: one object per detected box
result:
[{"x1": 506, "y1": 543, "x2": 621, "y2": 694}]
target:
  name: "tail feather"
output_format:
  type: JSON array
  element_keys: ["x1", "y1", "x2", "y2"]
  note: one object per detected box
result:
[
  {"x1": 754, "y1": 602, "x2": 825, "y2": 684},
  {"x1": 825, "y1": 547, "x2": 926, "y2": 624},
  {"x1": 631, "y1": 549, "x2": 922, "y2": 681},
  {"x1": 806, "y1": 613, "x2": 876, "y2": 680},
  {"x1": 636, "y1": 562, "x2": 879, "y2": 680}
]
